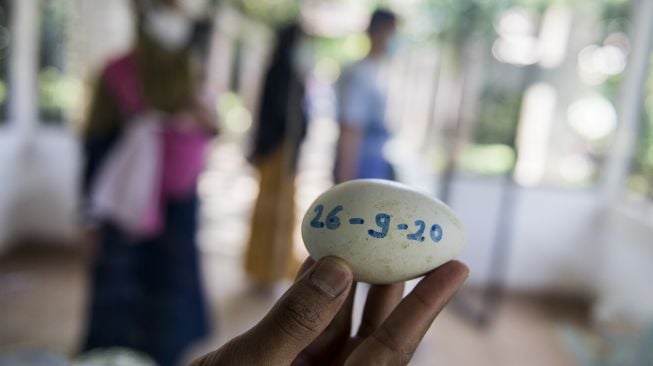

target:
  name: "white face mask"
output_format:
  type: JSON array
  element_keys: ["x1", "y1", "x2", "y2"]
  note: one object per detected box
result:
[{"x1": 144, "y1": 8, "x2": 192, "y2": 51}]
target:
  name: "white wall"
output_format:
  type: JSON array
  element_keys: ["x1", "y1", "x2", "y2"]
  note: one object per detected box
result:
[
  {"x1": 449, "y1": 174, "x2": 653, "y2": 325},
  {"x1": 451, "y1": 175, "x2": 599, "y2": 294},
  {"x1": 594, "y1": 207, "x2": 653, "y2": 327},
  {"x1": 0, "y1": 127, "x2": 80, "y2": 247},
  {"x1": 506, "y1": 187, "x2": 599, "y2": 293}
]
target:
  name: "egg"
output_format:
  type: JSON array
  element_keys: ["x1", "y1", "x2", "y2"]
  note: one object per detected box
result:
[{"x1": 301, "y1": 179, "x2": 466, "y2": 284}]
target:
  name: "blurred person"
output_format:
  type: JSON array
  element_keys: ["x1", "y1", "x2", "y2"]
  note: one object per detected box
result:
[
  {"x1": 334, "y1": 9, "x2": 398, "y2": 183},
  {"x1": 80, "y1": 0, "x2": 216, "y2": 364},
  {"x1": 244, "y1": 23, "x2": 308, "y2": 291},
  {"x1": 192, "y1": 257, "x2": 469, "y2": 365}
]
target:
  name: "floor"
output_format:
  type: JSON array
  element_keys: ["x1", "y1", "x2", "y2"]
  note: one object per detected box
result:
[{"x1": 0, "y1": 243, "x2": 585, "y2": 366}]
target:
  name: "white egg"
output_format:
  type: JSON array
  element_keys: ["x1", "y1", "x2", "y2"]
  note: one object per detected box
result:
[{"x1": 301, "y1": 179, "x2": 466, "y2": 284}]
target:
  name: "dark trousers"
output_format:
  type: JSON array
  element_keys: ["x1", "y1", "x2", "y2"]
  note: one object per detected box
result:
[{"x1": 83, "y1": 195, "x2": 209, "y2": 366}]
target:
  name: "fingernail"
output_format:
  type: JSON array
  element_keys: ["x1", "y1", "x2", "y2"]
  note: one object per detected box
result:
[{"x1": 310, "y1": 257, "x2": 350, "y2": 298}]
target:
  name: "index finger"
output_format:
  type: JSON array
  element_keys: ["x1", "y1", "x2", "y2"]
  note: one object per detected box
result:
[{"x1": 346, "y1": 261, "x2": 469, "y2": 365}]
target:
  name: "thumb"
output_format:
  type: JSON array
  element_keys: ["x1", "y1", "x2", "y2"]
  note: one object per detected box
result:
[{"x1": 248, "y1": 256, "x2": 353, "y2": 363}]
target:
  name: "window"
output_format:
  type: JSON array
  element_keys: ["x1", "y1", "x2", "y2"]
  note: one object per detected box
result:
[
  {"x1": 0, "y1": 0, "x2": 10, "y2": 123},
  {"x1": 456, "y1": 2, "x2": 631, "y2": 188},
  {"x1": 628, "y1": 56, "x2": 653, "y2": 200},
  {"x1": 38, "y1": 0, "x2": 75, "y2": 124}
]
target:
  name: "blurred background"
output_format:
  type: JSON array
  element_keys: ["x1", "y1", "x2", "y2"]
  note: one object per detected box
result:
[{"x1": 0, "y1": 0, "x2": 652, "y2": 365}]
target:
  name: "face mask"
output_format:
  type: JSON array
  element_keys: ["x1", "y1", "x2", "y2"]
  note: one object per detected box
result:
[{"x1": 144, "y1": 7, "x2": 192, "y2": 51}]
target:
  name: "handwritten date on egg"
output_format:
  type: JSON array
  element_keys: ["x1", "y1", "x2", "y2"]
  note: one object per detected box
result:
[{"x1": 309, "y1": 204, "x2": 443, "y2": 243}]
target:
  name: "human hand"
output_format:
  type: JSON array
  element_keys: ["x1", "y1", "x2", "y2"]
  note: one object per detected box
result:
[{"x1": 192, "y1": 256, "x2": 468, "y2": 365}]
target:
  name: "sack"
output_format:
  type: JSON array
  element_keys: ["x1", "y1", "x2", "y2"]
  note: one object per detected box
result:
[{"x1": 89, "y1": 114, "x2": 163, "y2": 236}]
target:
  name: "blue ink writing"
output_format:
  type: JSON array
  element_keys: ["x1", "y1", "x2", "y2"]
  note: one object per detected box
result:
[
  {"x1": 407, "y1": 220, "x2": 426, "y2": 242},
  {"x1": 430, "y1": 224, "x2": 443, "y2": 242},
  {"x1": 310, "y1": 204, "x2": 444, "y2": 243},
  {"x1": 310, "y1": 204, "x2": 325, "y2": 228},
  {"x1": 368, "y1": 213, "x2": 391, "y2": 238},
  {"x1": 325, "y1": 205, "x2": 343, "y2": 230}
]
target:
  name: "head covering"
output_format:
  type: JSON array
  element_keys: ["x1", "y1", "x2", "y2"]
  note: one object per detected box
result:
[{"x1": 250, "y1": 23, "x2": 307, "y2": 167}]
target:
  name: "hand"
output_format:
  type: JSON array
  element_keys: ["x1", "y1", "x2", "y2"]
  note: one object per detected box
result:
[{"x1": 192, "y1": 257, "x2": 469, "y2": 365}]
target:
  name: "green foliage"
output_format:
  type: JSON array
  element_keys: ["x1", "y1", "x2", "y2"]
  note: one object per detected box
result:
[
  {"x1": 473, "y1": 87, "x2": 521, "y2": 146},
  {"x1": 38, "y1": 0, "x2": 72, "y2": 123},
  {"x1": 629, "y1": 60, "x2": 653, "y2": 199},
  {"x1": 221, "y1": 0, "x2": 300, "y2": 27},
  {"x1": 419, "y1": 0, "x2": 629, "y2": 46},
  {"x1": 459, "y1": 144, "x2": 516, "y2": 175},
  {"x1": 38, "y1": 67, "x2": 81, "y2": 123}
]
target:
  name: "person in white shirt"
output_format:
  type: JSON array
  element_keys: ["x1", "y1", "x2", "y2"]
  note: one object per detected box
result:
[{"x1": 335, "y1": 9, "x2": 398, "y2": 183}]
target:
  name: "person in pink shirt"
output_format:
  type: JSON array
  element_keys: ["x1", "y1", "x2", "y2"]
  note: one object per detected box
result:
[{"x1": 81, "y1": 1, "x2": 215, "y2": 364}]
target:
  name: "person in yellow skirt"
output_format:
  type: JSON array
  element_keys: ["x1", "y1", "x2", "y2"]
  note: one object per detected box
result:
[{"x1": 245, "y1": 23, "x2": 308, "y2": 290}]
